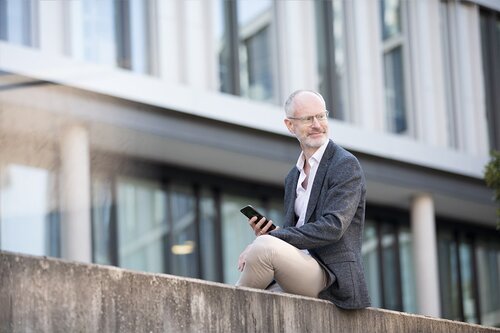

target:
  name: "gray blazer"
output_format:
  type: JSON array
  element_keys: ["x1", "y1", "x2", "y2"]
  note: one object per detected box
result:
[{"x1": 270, "y1": 140, "x2": 371, "y2": 309}]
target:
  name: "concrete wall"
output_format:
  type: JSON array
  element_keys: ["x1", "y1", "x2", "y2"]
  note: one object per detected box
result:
[{"x1": 1, "y1": 251, "x2": 498, "y2": 333}]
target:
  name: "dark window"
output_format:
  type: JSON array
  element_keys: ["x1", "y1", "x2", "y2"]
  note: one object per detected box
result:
[
  {"x1": 215, "y1": 0, "x2": 279, "y2": 104},
  {"x1": 91, "y1": 152, "x2": 284, "y2": 283},
  {"x1": 380, "y1": 0, "x2": 409, "y2": 134},
  {"x1": 362, "y1": 206, "x2": 417, "y2": 313},
  {"x1": 480, "y1": 9, "x2": 500, "y2": 151},
  {"x1": 437, "y1": 220, "x2": 500, "y2": 326},
  {"x1": 314, "y1": 0, "x2": 349, "y2": 120}
]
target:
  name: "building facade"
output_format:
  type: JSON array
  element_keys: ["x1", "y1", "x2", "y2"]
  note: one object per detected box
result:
[{"x1": 0, "y1": 0, "x2": 499, "y2": 327}]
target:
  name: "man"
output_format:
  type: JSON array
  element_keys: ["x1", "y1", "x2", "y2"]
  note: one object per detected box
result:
[{"x1": 236, "y1": 90, "x2": 370, "y2": 310}]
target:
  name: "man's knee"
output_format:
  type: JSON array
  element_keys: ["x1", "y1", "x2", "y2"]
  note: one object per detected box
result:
[{"x1": 250, "y1": 235, "x2": 286, "y2": 257}]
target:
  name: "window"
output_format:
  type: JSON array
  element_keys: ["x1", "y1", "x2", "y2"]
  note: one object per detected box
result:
[
  {"x1": 116, "y1": 176, "x2": 168, "y2": 274},
  {"x1": 480, "y1": 9, "x2": 500, "y2": 151},
  {"x1": 215, "y1": 0, "x2": 279, "y2": 104},
  {"x1": 476, "y1": 238, "x2": 500, "y2": 327},
  {"x1": 74, "y1": 0, "x2": 152, "y2": 74},
  {"x1": 0, "y1": 0, "x2": 38, "y2": 47},
  {"x1": 0, "y1": 164, "x2": 59, "y2": 257},
  {"x1": 79, "y1": 0, "x2": 117, "y2": 66},
  {"x1": 380, "y1": 0, "x2": 409, "y2": 134},
  {"x1": 437, "y1": 223, "x2": 500, "y2": 326},
  {"x1": 362, "y1": 208, "x2": 417, "y2": 313},
  {"x1": 91, "y1": 155, "x2": 284, "y2": 283},
  {"x1": 315, "y1": 0, "x2": 349, "y2": 120},
  {"x1": 115, "y1": 0, "x2": 153, "y2": 74}
]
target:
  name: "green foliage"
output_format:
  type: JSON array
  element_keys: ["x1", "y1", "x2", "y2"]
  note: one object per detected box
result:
[{"x1": 484, "y1": 150, "x2": 500, "y2": 229}]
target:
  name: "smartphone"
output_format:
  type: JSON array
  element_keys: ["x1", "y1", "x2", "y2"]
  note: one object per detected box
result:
[{"x1": 240, "y1": 205, "x2": 276, "y2": 231}]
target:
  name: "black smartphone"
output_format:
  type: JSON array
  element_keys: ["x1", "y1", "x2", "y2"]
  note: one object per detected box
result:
[{"x1": 240, "y1": 205, "x2": 276, "y2": 231}]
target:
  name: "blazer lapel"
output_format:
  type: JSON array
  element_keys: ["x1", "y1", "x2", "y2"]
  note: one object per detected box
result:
[
  {"x1": 284, "y1": 168, "x2": 299, "y2": 227},
  {"x1": 304, "y1": 141, "x2": 335, "y2": 224}
]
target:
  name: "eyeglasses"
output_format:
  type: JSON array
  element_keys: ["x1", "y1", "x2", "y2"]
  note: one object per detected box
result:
[{"x1": 287, "y1": 111, "x2": 330, "y2": 125}]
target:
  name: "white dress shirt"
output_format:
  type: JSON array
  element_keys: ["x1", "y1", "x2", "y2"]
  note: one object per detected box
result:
[{"x1": 294, "y1": 140, "x2": 329, "y2": 229}]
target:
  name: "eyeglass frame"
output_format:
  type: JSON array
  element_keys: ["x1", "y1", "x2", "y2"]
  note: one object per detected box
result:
[{"x1": 287, "y1": 110, "x2": 330, "y2": 125}]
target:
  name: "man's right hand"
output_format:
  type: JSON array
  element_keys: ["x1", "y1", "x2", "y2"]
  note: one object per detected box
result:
[{"x1": 248, "y1": 216, "x2": 277, "y2": 236}]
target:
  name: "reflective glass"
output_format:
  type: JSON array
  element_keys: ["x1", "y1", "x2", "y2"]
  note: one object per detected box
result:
[
  {"x1": 116, "y1": 176, "x2": 167, "y2": 273},
  {"x1": 383, "y1": 46, "x2": 407, "y2": 133},
  {"x1": 214, "y1": 0, "x2": 232, "y2": 94},
  {"x1": 222, "y1": 194, "x2": 260, "y2": 284},
  {"x1": 0, "y1": 164, "x2": 57, "y2": 256},
  {"x1": 128, "y1": 0, "x2": 150, "y2": 74},
  {"x1": 169, "y1": 184, "x2": 198, "y2": 278},
  {"x1": 476, "y1": 239, "x2": 500, "y2": 327},
  {"x1": 381, "y1": 224, "x2": 399, "y2": 310},
  {"x1": 362, "y1": 220, "x2": 382, "y2": 308},
  {"x1": 237, "y1": 0, "x2": 276, "y2": 102},
  {"x1": 199, "y1": 189, "x2": 219, "y2": 281},
  {"x1": 438, "y1": 231, "x2": 461, "y2": 321},
  {"x1": 0, "y1": 0, "x2": 36, "y2": 46},
  {"x1": 315, "y1": 0, "x2": 348, "y2": 120},
  {"x1": 81, "y1": 0, "x2": 117, "y2": 65},
  {"x1": 399, "y1": 227, "x2": 417, "y2": 313},
  {"x1": 381, "y1": 0, "x2": 402, "y2": 40},
  {"x1": 92, "y1": 176, "x2": 113, "y2": 265},
  {"x1": 459, "y1": 239, "x2": 477, "y2": 323}
]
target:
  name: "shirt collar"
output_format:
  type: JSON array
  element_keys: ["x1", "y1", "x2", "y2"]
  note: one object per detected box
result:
[{"x1": 295, "y1": 140, "x2": 329, "y2": 171}]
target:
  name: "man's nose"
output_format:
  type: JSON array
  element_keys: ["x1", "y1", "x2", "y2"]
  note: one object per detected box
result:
[{"x1": 310, "y1": 116, "x2": 321, "y2": 127}]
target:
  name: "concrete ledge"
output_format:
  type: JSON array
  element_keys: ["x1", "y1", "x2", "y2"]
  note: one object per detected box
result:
[{"x1": 1, "y1": 251, "x2": 498, "y2": 333}]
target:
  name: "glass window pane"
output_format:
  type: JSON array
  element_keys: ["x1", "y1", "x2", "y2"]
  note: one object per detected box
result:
[
  {"x1": 116, "y1": 176, "x2": 167, "y2": 273},
  {"x1": 92, "y1": 176, "x2": 113, "y2": 265},
  {"x1": 459, "y1": 238, "x2": 477, "y2": 323},
  {"x1": 266, "y1": 199, "x2": 284, "y2": 227},
  {"x1": 169, "y1": 184, "x2": 198, "y2": 278},
  {"x1": 130, "y1": 0, "x2": 148, "y2": 73},
  {"x1": 199, "y1": 189, "x2": 219, "y2": 281},
  {"x1": 381, "y1": 224, "x2": 399, "y2": 310},
  {"x1": 315, "y1": 0, "x2": 348, "y2": 121},
  {"x1": 221, "y1": 194, "x2": 261, "y2": 284},
  {"x1": 0, "y1": 0, "x2": 36, "y2": 47},
  {"x1": 381, "y1": 0, "x2": 402, "y2": 40},
  {"x1": 81, "y1": 0, "x2": 117, "y2": 66},
  {"x1": 438, "y1": 231, "x2": 461, "y2": 321},
  {"x1": 399, "y1": 226, "x2": 417, "y2": 313},
  {"x1": 237, "y1": 0, "x2": 276, "y2": 102},
  {"x1": 476, "y1": 239, "x2": 500, "y2": 327},
  {"x1": 383, "y1": 46, "x2": 407, "y2": 133},
  {"x1": 362, "y1": 220, "x2": 382, "y2": 308},
  {"x1": 214, "y1": 0, "x2": 233, "y2": 94},
  {"x1": 0, "y1": 164, "x2": 57, "y2": 256}
]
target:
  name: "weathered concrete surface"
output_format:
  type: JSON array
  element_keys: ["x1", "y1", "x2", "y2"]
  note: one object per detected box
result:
[{"x1": 1, "y1": 251, "x2": 498, "y2": 333}]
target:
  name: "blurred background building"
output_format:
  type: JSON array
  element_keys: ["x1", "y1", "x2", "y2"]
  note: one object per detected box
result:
[{"x1": 0, "y1": 0, "x2": 499, "y2": 327}]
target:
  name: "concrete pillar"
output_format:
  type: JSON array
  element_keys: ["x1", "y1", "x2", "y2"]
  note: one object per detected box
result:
[
  {"x1": 60, "y1": 124, "x2": 92, "y2": 263},
  {"x1": 411, "y1": 193, "x2": 441, "y2": 317}
]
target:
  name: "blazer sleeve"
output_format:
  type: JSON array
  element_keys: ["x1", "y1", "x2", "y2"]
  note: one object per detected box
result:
[{"x1": 270, "y1": 154, "x2": 364, "y2": 250}]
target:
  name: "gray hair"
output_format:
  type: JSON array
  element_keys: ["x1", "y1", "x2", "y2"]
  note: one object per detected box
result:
[{"x1": 284, "y1": 90, "x2": 326, "y2": 117}]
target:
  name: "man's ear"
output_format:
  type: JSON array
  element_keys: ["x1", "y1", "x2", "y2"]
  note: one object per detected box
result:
[{"x1": 284, "y1": 118, "x2": 295, "y2": 135}]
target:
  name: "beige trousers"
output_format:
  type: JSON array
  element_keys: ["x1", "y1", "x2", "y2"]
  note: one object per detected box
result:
[{"x1": 236, "y1": 235, "x2": 328, "y2": 298}]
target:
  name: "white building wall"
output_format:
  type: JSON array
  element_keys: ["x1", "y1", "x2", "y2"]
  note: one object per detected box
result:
[
  {"x1": 347, "y1": 0, "x2": 385, "y2": 131},
  {"x1": 38, "y1": 0, "x2": 65, "y2": 55},
  {"x1": 407, "y1": 0, "x2": 448, "y2": 148},
  {"x1": 275, "y1": 0, "x2": 318, "y2": 99},
  {"x1": 454, "y1": 3, "x2": 489, "y2": 155}
]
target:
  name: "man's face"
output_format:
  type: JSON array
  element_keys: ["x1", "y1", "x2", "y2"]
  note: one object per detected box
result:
[{"x1": 284, "y1": 92, "x2": 329, "y2": 150}]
